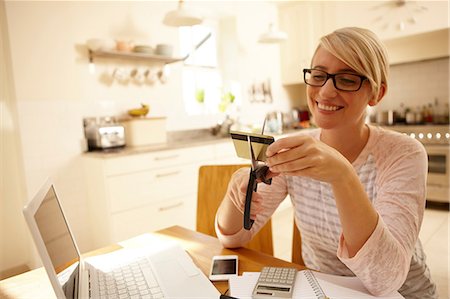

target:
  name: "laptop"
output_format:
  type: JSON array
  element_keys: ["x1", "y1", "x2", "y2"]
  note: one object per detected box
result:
[{"x1": 23, "y1": 178, "x2": 221, "y2": 299}]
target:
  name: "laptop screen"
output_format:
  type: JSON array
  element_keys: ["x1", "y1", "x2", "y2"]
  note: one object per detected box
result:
[{"x1": 34, "y1": 185, "x2": 80, "y2": 298}]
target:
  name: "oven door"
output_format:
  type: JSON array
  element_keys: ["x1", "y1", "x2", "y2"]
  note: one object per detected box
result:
[{"x1": 425, "y1": 144, "x2": 450, "y2": 202}]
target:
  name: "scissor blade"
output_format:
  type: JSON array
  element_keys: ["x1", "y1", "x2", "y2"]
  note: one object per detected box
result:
[
  {"x1": 261, "y1": 117, "x2": 267, "y2": 135},
  {"x1": 247, "y1": 136, "x2": 258, "y2": 170}
]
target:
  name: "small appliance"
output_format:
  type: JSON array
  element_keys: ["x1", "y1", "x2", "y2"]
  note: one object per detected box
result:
[{"x1": 83, "y1": 116, "x2": 125, "y2": 151}]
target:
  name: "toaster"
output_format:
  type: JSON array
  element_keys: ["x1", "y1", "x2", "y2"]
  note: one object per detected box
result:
[{"x1": 83, "y1": 117, "x2": 126, "y2": 151}]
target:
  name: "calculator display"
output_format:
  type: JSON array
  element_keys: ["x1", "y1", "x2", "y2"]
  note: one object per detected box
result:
[{"x1": 257, "y1": 285, "x2": 291, "y2": 292}]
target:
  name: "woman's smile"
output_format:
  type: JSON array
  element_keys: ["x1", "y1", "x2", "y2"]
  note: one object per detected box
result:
[{"x1": 316, "y1": 101, "x2": 344, "y2": 112}]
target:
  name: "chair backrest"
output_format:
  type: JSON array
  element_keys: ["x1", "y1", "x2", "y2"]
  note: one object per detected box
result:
[
  {"x1": 292, "y1": 219, "x2": 304, "y2": 265},
  {"x1": 196, "y1": 164, "x2": 274, "y2": 256},
  {"x1": 196, "y1": 164, "x2": 305, "y2": 265}
]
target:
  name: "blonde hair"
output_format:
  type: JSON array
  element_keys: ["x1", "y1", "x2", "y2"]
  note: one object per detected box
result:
[{"x1": 314, "y1": 27, "x2": 389, "y2": 99}]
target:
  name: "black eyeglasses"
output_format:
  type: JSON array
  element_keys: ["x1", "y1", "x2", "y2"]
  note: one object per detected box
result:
[{"x1": 303, "y1": 68, "x2": 367, "y2": 92}]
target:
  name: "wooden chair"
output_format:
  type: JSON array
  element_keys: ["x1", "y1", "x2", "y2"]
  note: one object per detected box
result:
[
  {"x1": 292, "y1": 220, "x2": 304, "y2": 265},
  {"x1": 196, "y1": 164, "x2": 305, "y2": 266}
]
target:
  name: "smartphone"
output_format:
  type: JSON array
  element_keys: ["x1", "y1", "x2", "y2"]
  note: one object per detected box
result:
[
  {"x1": 209, "y1": 255, "x2": 238, "y2": 281},
  {"x1": 230, "y1": 130, "x2": 275, "y2": 162}
]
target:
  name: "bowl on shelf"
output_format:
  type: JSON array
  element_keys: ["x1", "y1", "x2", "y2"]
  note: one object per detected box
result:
[
  {"x1": 116, "y1": 40, "x2": 134, "y2": 52},
  {"x1": 155, "y1": 44, "x2": 173, "y2": 57},
  {"x1": 133, "y1": 45, "x2": 154, "y2": 54}
]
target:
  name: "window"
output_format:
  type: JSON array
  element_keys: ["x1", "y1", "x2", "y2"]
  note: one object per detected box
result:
[{"x1": 179, "y1": 24, "x2": 222, "y2": 115}]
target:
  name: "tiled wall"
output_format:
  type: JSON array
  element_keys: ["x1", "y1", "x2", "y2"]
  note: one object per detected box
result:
[{"x1": 377, "y1": 57, "x2": 449, "y2": 112}]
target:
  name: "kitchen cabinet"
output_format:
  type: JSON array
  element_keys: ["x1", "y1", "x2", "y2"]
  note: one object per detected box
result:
[
  {"x1": 383, "y1": 28, "x2": 449, "y2": 65},
  {"x1": 83, "y1": 141, "x2": 245, "y2": 248},
  {"x1": 319, "y1": 2, "x2": 449, "y2": 41},
  {"x1": 277, "y1": 1, "x2": 449, "y2": 83},
  {"x1": 278, "y1": 2, "x2": 324, "y2": 85}
]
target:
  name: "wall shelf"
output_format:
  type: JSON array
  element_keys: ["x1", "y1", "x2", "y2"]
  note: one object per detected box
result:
[{"x1": 88, "y1": 49, "x2": 186, "y2": 65}]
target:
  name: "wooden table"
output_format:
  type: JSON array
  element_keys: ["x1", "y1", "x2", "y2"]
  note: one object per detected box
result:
[{"x1": 0, "y1": 226, "x2": 305, "y2": 298}]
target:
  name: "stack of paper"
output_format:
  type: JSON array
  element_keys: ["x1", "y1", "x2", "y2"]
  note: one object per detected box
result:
[{"x1": 229, "y1": 270, "x2": 404, "y2": 299}]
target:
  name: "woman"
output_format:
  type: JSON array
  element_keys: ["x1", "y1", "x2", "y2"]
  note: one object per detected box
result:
[{"x1": 215, "y1": 27, "x2": 437, "y2": 299}]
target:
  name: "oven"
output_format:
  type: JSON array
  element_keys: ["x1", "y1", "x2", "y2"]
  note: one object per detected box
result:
[
  {"x1": 424, "y1": 144, "x2": 449, "y2": 202},
  {"x1": 385, "y1": 125, "x2": 450, "y2": 203}
]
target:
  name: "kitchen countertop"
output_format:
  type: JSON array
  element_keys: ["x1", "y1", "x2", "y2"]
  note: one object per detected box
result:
[
  {"x1": 84, "y1": 135, "x2": 230, "y2": 159},
  {"x1": 83, "y1": 128, "x2": 306, "y2": 159}
]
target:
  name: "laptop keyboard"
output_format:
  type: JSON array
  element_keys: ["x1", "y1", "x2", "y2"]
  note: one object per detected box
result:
[{"x1": 90, "y1": 257, "x2": 164, "y2": 299}]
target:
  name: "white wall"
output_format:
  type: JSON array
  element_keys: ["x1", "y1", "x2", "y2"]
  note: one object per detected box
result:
[
  {"x1": 0, "y1": 0, "x2": 32, "y2": 276},
  {"x1": 3, "y1": 0, "x2": 288, "y2": 270}
]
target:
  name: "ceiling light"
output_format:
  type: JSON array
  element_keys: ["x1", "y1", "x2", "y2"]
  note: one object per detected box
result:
[
  {"x1": 163, "y1": 0, "x2": 203, "y2": 27},
  {"x1": 258, "y1": 24, "x2": 288, "y2": 44}
]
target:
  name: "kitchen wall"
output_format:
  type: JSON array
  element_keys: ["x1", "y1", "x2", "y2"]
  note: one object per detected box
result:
[
  {"x1": 2, "y1": 1, "x2": 289, "y2": 271},
  {"x1": 376, "y1": 57, "x2": 450, "y2": 113},
  {"x1": 0, "y1": 0, "x2": 31, "y2": 278}
]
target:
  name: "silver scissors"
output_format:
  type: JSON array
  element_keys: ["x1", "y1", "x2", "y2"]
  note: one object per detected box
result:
[{"x1": 243, "y1": 119, "x2": 272, "y2": 230}]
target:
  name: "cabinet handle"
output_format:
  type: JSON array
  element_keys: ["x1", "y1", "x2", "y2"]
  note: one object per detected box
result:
[
  {"x1": 155, "y1": 170, "x2": 181, "y2": 178},
  {"x1": 159, "y1": 201, "x2": 184, "y2": 211},
  {"x1": 154, "y1": 154, "x2": 179, "y2": 161}
]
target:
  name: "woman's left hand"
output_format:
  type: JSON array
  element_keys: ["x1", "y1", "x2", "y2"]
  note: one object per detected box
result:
[{"x1": 265, "y1": 135, "x2": 352, "y2": 184}]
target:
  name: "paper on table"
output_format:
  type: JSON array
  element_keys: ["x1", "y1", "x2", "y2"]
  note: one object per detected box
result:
[
  {"x1": 229, "y1": 272, "x2": 260, "y2": 299},
  {"x1": 299, "y1": 271, "x2": 404, "y2": 299},
  {"x1": 229, "y1": 270, "x2": 404, "y2": 299}
]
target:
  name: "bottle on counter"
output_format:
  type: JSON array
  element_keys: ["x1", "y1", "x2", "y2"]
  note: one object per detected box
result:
[
  {"x1": 414, "y1": 106, "x2": 423, "y2": 124},
  {"x1": 422, "y1": 104, "x2": 433, "y2": 124},
  {"x1": 432, "y1": 97, "x2": 441, "y2": 124},
  {"x1": 397, "y1": 102, "x2": 406, "y2": 124},
  {"x1": 432, "y1": 97, "x2": 449, "y2": 124},
  {"x1": 426, "y1": 103, "x2": 434, "y2": 123},
  {"x1": 443, "y1": 103, "x2": 450, "y2": 124}
]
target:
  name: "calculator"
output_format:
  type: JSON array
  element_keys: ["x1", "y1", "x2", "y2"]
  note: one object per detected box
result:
[{"x1": 252, "y1": 266, "x2": 297, "y2": 299}]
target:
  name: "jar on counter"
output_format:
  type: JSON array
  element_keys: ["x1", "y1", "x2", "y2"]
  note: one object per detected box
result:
[{"x1": 406, "y1": 110, "x2": 415, "y2": 124}]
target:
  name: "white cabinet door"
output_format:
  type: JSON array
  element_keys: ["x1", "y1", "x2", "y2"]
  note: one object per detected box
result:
[
  {"x1": 107, "y1": 164, "x2": 198, "y2": 213},
  {"x1": 110, "y1": 195, "x2": 196, "y2": 243},
  {"x1": 84, "y1": 144, "x2": 216, "y2": 247},
  {"x1": 103, "y1": 145, "x2": 215, "y2": 176},
  {"x1": 278, "y1": 2, "x2": 324, "y2": 85}
]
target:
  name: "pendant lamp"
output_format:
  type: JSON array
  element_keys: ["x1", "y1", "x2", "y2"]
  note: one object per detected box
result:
[
  {"x1": 258, "y1": 23, "x2": 288, "y2": 43},
  {"x1": 163, "y1": 0, "x2": 203, "y2": 27}
]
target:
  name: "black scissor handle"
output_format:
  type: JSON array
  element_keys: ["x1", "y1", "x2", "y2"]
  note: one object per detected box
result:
[
  {"x1": 243, "y1": 165, "x2": 273, "y2": 230},
  {"x1": 243, "y1": 168, "x2": 257, "y2": 230}
]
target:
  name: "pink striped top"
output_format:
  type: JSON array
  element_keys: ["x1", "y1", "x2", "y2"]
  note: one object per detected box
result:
[{"x1": 215, "y1": 125, "x2": 437, "y2": 299}]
